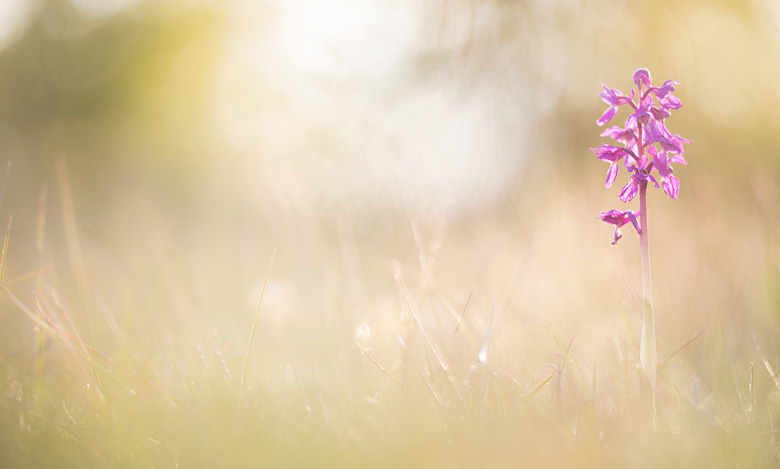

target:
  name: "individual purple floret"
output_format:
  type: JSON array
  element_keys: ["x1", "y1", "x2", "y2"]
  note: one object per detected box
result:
[
  {"x1": 591, "y1": 68, "x2": 691, "y2": 243},
  {"x1": 598, "y1": 209, "x2": 640, "y2": 245}
]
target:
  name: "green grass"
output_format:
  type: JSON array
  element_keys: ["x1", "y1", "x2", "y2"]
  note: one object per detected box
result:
[{"x1": 0, "y1": 165, "x2": 779, "y2": 469}]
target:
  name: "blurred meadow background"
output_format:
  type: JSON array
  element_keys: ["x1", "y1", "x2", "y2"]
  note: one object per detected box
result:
[{"x1": 1, "y1": 0, "x2": 780, "y2": 467}]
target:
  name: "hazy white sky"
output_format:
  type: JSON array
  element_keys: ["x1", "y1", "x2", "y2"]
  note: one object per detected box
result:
[{"x1": 215, "y1": 0, "x2": 529, "y2": 216}]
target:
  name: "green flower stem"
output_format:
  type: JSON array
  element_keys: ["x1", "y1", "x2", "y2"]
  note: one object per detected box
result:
[
  {"x1": 639, "y1": 170, "x2": 657, "y2": 404},
  {"x1": 636, "y1": 117, "x2": 657, "y2": 410}
]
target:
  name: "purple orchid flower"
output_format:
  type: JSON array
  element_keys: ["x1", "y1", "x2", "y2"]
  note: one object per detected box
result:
[
  {"x1": 591, "y1": 68, "x2": 691, "y2": 242},
  {"x1": 592, "y1": 68, "x2": 691, "y2": 403},
  {"x1": 597, "y1": 84, "x2": 634, "y2": 126},
  {"x1": 590, "y1": 144, "x2": 632, "y2": 187},
  {"x1": 598, "y1": 209, "x2": 640, "y2": 245},
  {"x1": 599, "y1": 126, "x2": 636, "y2": 147}
]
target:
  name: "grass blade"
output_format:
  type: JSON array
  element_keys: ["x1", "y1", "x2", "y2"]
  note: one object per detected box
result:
[
  {"x1": 240, "y1": 248, "x2": 276, "y2": 394},
  {"x1": 0, "y1": 216, "x2": 11, "y2": 284}
]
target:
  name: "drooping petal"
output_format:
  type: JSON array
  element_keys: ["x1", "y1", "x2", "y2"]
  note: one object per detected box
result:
[
  {"x1": 626, "y1": 211, "x2": 641, "y2": 234},
  {"x1": 618, "y1": 178, "x2": 639, "y2": 202},
  {"x1": 597, "y1": 106, "x2": 618, "y2": 126},
  {"x1": 643, "y1": 120, "x2": 667, "y2": 145},
  {"x1": 660, "y1": 94, "x2": 682, "y2": 110},
  {"x1": 611, "y1": 227, "x2": 623, "y2": 245},
  {"x1": 662, "y1": 174, "x2": 680, "y2": 199},
  {"x1": 668, "y1": 154, "x2": 687, "y2": 165},
  {"x1": 654, "y1": 151, "x2": 669, "y2": 177},
  {"x1": 606, "y1": 163, "x2": 619, "y2": 188},
  {"x1": 610, "y1": 226, "x2": 623, "y2": 245}
]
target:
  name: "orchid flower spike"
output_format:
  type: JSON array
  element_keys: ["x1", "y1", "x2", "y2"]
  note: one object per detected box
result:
[{"x1": 591, "y1": 68, "x2": 691, "y2": 243}]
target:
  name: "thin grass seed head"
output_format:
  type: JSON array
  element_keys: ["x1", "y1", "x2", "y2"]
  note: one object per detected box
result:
[{"x1": 591, "y1": 68, "x2": 692, "y2": 243}]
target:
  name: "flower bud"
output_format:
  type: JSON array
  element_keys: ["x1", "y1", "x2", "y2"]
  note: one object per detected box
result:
[{"x1": 633, "y1": 68, "x2": 652, "y2": 88}]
